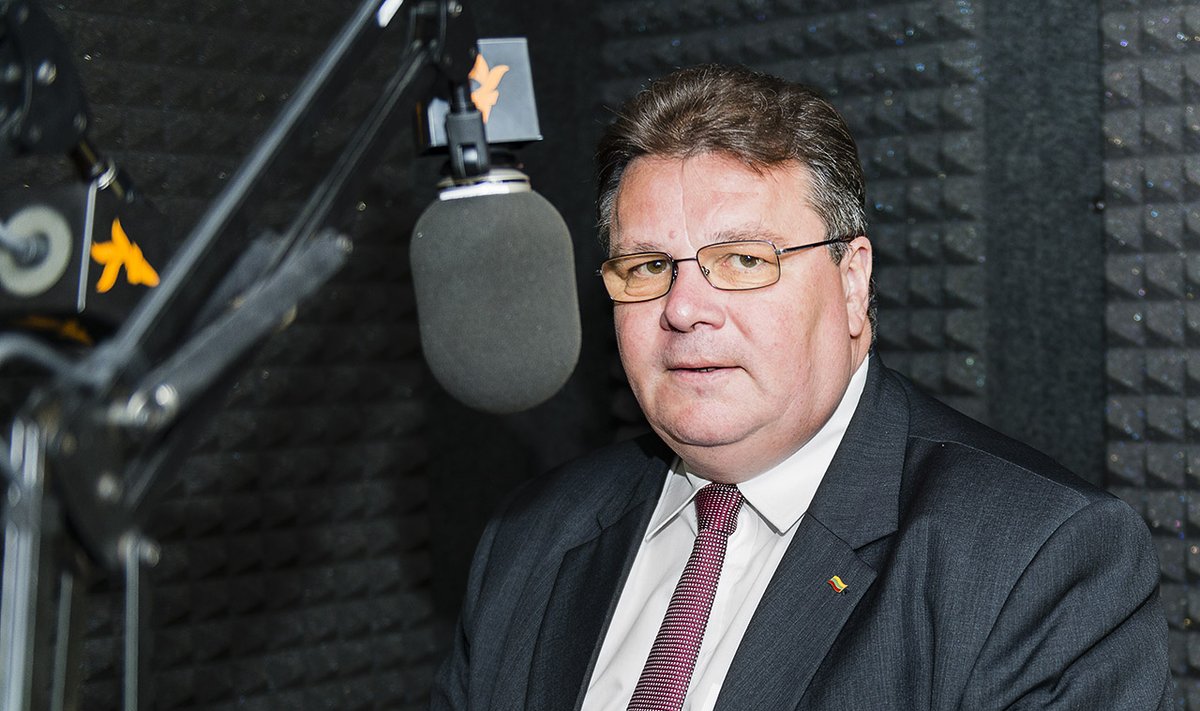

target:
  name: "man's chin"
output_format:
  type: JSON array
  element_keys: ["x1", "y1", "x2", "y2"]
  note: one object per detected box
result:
[{"x1": 650, "y1": 415, "x2": 755, "y2": 452}]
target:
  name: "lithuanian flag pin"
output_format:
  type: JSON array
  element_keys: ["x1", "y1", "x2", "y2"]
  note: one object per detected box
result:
[{"x1": 827, "y1": 575, "x2": 848, "y2": 594}]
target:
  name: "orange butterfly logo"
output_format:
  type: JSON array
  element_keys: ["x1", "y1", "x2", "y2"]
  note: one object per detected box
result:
[
  {"x1": 90, "y1": 217, "x2": 160, "y2": 293},
  {"x1": 469, "y1": 54, "x2": 509, "y2": 123}
]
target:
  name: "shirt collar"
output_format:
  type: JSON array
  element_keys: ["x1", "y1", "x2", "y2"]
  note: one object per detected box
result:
[{"x1": 643, "y1": 355, "x2": 871, "y2": 540}]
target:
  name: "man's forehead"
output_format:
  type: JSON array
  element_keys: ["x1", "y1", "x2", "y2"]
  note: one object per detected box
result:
[
  {"x1": 621, "y1": 152, "x2": 808, "y2": 183},
  {"x1": 610, "y1": 154, "x2": 817, "y2": 251},
  {"x1": 614, "y1": 154, "x2": 813, "y2": 213}
]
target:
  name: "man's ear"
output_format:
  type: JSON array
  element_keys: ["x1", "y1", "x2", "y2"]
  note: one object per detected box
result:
[{"x1": 841, "y1": 236, "x2": 873, "y2": 338}]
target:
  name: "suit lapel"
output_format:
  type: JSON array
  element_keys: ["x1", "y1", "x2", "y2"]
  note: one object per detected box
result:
[
  {"x1": 717, "y1": 358, "x2": 910, "y2": 709},
  {"x1": 525, "y1": 441, "x2": 669, "y2": 711},
  {"x1": 716, "y1": 517, "x2": 878, "y2": 709}
]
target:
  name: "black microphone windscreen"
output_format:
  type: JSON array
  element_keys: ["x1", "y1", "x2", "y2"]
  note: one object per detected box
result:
[{"x1": 411, "y1": 190, "x2": 581, "y2": 414}]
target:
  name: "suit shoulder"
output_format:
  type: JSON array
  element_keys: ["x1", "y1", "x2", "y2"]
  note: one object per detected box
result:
[
  {"x1": 889, "y1": 370, "x2": 1111, "y2": 515},
  {"x1": 492, "y1": 434, "x2": 669, "y2": 529},
  {"x1": 878, "y1": 370, "x2": 1155, "y2": 601}
]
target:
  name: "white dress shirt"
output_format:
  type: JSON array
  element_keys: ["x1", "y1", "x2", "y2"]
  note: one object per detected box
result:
[{"x1": 581, "y1": 357, "x2": 870, "y2": 711}]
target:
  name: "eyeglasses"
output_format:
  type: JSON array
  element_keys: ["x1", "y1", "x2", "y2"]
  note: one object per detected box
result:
[{"x1": 598, "y1": 237, "x2": 853, "y2": 303}]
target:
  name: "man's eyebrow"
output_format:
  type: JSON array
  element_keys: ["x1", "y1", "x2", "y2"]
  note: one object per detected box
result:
[
  {"x1": 711, "y1": 227, "x2": 782, "y2": 242},
  {"x1": 612, "y1": 240, "x2": 667, "y2": 255},
  {"x1": 612, "y1": 227, "x2": 786, "y2": 256}
]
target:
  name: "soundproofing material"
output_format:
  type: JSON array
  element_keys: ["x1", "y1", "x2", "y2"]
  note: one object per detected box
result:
[
  {"x1": 1101, "y1": 2, "x2": 1200, "y2": 703},
  {"x1": 0, "y1": 1, "x2": 441, "y2": 708}
]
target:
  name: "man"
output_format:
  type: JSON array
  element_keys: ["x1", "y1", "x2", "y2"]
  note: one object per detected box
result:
[{"x1": 431, "y1": 64, "x2": 1172, "y2": 710}]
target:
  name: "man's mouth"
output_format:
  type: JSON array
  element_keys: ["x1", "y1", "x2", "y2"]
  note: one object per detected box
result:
[{"x1": 670, "y1": 365, "x2": 732, "y2": 374}]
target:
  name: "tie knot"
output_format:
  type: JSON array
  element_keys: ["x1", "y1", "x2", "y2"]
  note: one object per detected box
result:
[{"x1": 694, "y1": 483, "x2": 742, "y2": 536}]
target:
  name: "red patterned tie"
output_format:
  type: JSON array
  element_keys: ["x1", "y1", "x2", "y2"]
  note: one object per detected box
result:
[{"x1": 627, "y1": 482, "x2": 743, "y2": 711}]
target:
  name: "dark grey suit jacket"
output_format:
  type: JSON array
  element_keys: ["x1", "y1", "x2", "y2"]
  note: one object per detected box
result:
[{"x1": 432, "y1": 359, "x2": 1173, "y2": 709}]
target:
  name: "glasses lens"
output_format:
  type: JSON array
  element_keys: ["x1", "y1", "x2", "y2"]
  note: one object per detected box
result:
[
  {"x1": 601, "y1": 252, "x2": 673, "y2": 302},
  {"x1": 698, "y1": 241, "x2": 781, "y2": 290}
]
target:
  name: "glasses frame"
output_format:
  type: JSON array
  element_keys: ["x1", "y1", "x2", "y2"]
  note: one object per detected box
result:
[{"x1": 598, "y1": 236, "x2": 855, "y2": 304}]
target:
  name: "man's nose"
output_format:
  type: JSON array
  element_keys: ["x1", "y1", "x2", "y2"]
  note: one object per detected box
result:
[{"x1": 661, "y1": 258, "x2": 725, "y2": 332}]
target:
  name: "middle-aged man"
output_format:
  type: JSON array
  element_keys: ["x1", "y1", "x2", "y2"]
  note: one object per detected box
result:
[{"x1": 431, "y1": 64, "x2": 1173, "y2": 710}]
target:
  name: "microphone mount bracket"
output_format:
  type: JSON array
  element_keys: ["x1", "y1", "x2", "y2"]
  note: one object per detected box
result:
[
  {"x1": 446, "y1": 82, "x2": 490, "y2": 180},
  {"x1": 0, "y1": 0, "x2": 89, "y2": 159}
]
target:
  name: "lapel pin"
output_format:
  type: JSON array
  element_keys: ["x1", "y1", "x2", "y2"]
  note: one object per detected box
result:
[{"x1": 827, "y1": 575, "x2": 848, "y2": 594}]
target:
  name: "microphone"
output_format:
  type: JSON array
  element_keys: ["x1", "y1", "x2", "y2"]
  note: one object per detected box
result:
[{"x1": 410, "y1": 168, "x2": 581, "y2": 414}]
